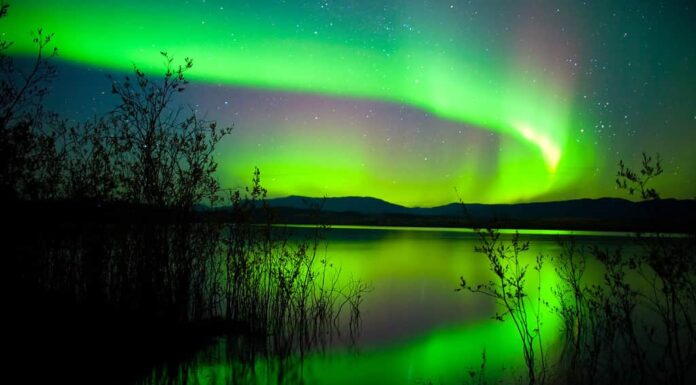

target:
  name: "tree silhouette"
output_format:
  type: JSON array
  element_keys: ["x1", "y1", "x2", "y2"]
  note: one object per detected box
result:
[
  {"x1": 0, "y1": 2, "x2": 232, "y2": 208},
  {"x1": 616, "y1": 152, "x2": 663, "y2": 200},
  {"x1": 106, "y1": 52, "x2": 232, "y2": 209},
  {"x1": 0, "y1": 2, "x2": 62, "y2": 200}
]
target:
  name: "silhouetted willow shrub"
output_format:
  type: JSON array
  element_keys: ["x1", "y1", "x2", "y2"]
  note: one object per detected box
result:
[{"x1": 459, "y1": 154, "x2": 695, "y2": 385}]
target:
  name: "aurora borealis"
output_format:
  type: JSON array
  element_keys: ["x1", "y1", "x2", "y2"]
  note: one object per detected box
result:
[{"x1": 3, "y1": 1, "x2": 695, "y2": 205}]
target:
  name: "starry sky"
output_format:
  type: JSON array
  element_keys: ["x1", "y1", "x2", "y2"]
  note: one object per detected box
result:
[{"x1": 4, "y1": 0, "x2": 695, "y2": 206}]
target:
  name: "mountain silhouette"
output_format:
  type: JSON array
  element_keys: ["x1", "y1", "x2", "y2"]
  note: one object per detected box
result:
[{"x1": 262, "y1": 196, "x2": 695, "y2": 232}]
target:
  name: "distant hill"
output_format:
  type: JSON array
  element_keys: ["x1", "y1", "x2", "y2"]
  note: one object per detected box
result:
[
  {"x1": 266, "y1": 196, "x2": 412, "y2": 215},
  {"x1": 262, "y1": 196, "x2": 696, "y2": 232}
]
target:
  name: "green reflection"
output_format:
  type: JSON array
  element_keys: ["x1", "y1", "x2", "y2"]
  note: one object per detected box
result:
[
  {"x1": 141, "y1": 226, "x2": 596, "y2": 385},
  {"x1": 283, "y1": 224, "x2": 643, "y2": 238}
]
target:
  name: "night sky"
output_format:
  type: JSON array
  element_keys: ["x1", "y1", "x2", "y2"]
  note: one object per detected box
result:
[{"x1": 4, "y1": 1, "x2": 695, "y2": 206}]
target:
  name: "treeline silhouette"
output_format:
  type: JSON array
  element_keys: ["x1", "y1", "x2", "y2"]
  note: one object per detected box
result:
[{"x1": 1, "y1": 4, "x2": 365, "y2": 385}]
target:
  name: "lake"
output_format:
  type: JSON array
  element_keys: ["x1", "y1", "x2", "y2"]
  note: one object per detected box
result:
[{"x1": 142, "y1": 225, "x2": 643, "y2": 385}]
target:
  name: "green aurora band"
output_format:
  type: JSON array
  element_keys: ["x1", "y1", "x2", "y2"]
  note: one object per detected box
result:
[{"x1": 4, "y1": 1, "x2": 596, "y2": 205}]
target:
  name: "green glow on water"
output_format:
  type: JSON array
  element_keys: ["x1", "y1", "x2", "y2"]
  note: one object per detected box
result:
[
  {"x1": 141, "y1": 227, "x2": 573, "y2": 385},
  {"x1": 282, "y1": 224, "x2": 641, "y2": 238},
  {"x1": 180, "y1": 318, "x2": 560, "y2": 385}
]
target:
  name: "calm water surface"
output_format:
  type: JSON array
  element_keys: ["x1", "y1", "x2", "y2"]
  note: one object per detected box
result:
[{"x1": 149, "y1": 225, "x2": 638, "y2": 385}]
